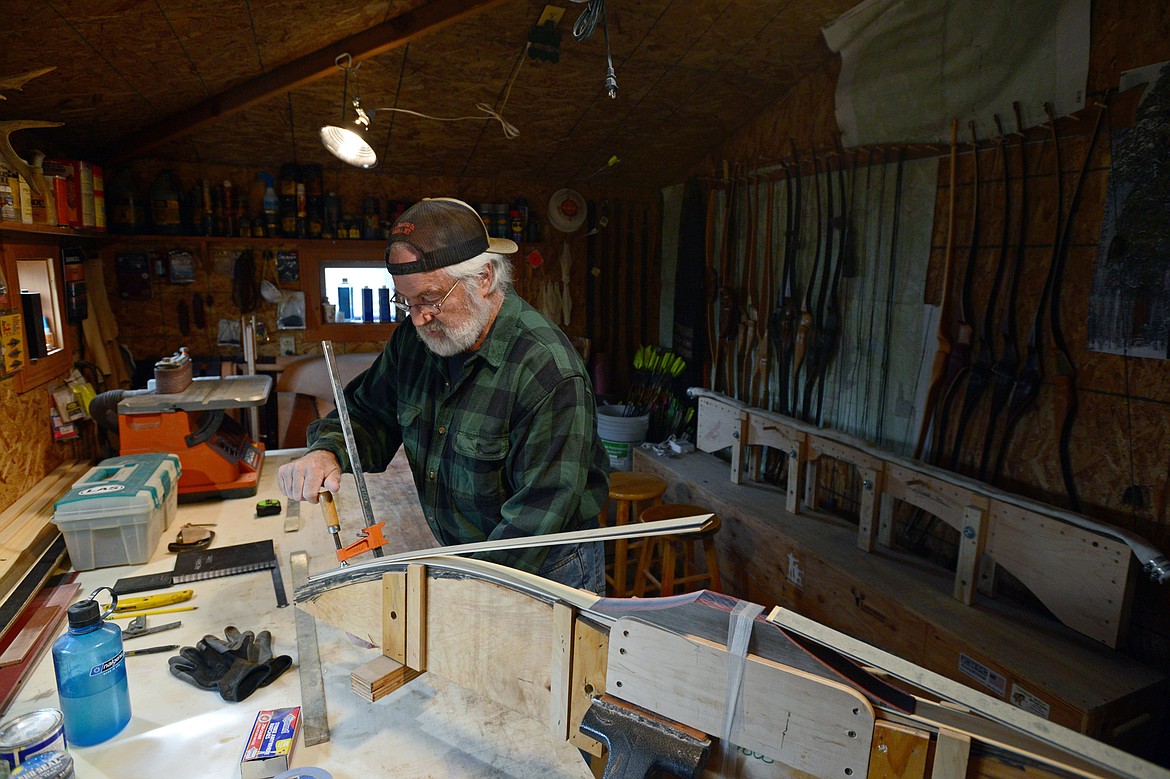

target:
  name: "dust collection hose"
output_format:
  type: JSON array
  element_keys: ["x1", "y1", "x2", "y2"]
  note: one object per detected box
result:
[{"x1": 88, "y1": 388, "x2": 151, "y2": 432}]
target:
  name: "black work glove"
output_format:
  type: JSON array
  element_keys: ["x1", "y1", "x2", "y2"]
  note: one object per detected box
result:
[
  {"x1": 168, "y1": 626, "x2": 292, "y2": 702},
  {"x1": 205, "y1": 627, "x2": 293, "y2": 692}
]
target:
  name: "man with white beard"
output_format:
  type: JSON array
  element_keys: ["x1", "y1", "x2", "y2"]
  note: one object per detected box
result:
[{"x1": 277, "y1": 198, "x2": 609, "y2": 593}]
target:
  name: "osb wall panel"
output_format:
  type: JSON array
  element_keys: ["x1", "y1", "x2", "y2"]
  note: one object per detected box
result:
[
  {"x1": 101, "y1": 160, "x2": 659, "y2": 398},
  {"x1": 693, "y1": 8, "x2": 1170, "y2": 664},
  {"x1": 0, "y1": 372, "x2": 88, "y2": 515}
]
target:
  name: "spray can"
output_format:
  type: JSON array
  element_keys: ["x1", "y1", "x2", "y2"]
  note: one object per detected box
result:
[{"x1": 50, "y1": 588, "x2": 131, "y2": 746}]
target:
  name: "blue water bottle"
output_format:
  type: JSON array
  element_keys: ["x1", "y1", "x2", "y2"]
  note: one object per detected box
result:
[{"x1": 51, "y1": 587, "x2": 132, "y2": 746}]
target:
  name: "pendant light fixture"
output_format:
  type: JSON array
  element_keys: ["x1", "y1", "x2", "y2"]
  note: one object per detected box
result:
[
  {"x1": 319, "y1": 54, "x2": 378, "y2": 168},
  {"x1": 320, "y1": 49, "x2": 525, "y2": 169}
]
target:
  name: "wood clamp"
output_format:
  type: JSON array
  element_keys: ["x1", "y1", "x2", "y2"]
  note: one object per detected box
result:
[
  {"x1": 318, "y1": 489, "x2": 387, "y2": 566},
  {"x1": 317, "y1": 339, "x2": 388, "y2": 563}
]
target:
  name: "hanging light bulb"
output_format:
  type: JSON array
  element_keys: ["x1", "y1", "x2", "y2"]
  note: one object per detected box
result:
[
  {"x1": 320, "y1": 97, "x2": 377, "y2": 168},
  {"x1": 319, "y1": 55, "x2": 378, "y2": 168}
]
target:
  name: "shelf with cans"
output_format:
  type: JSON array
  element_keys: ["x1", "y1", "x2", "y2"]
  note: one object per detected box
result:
[{"x1": 103, "y1": 166, "x2": 545, "y2": 245}]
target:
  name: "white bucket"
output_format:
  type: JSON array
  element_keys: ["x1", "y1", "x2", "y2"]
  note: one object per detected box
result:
[{"x1": 597, "y1": 405, "x2": 650, "y2": 471}]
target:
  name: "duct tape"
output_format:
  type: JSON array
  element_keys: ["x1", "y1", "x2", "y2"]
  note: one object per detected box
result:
[
  {"x1": 719, "y1": 600, "x2": 764, "y2": 773},
  {"x1": 272, "y1": 769, "x2": 332, "y2": 779}
]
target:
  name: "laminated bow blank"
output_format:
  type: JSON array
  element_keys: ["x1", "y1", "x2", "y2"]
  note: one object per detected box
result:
[{"x1": 168, "y1": 626, "x2": 293, "y2": 702}]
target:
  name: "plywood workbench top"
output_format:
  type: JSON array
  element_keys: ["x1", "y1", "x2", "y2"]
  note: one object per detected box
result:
[{"x1": 6, "y1": 450, "x2": 590, "y2": 779}]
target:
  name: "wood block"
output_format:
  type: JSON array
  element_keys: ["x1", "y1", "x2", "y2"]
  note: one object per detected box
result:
[
  {"x1": 549, "y1": 602, "x2": 573, "y2": 741},
  {"x1": 406, "y1": 563, "x2": 426, "y2": 671},
  {"x1": 857, "y1": 467, "x2": 882, "y2": 552},
  {"x1": 869, "y1": 721, "x2": 930, "y2": 779},
  {"x1": 381, "y1": 571, "x2": 406, "y2": 663},
  {"x1": 932, "y1": 728, "x2": 971, "y2": 779},
  {"x1": 569, "y1": 618, "x2": 608, "y2": 757},
  {"x1": 350, "y1": 653, "x2": 422, "y2": 702},
  {"x1": 954, "y1": 505, "x2": 986, "y2": 604},
  {"x1": 605, "y1": 616, "x2": 874, "y2": 777}
]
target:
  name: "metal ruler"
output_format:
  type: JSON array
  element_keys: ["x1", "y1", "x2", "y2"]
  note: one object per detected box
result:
[
  {"x1": 290, "y1": 550, "x2": 329, "y2": 746},
  {"x1": 321, "y1": 340, "x2": 382, "y2": 557}
]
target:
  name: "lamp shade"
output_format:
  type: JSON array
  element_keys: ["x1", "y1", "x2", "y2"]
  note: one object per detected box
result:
[{"x1": 320, "y1": 125, "x2": 378, "y2": 168}]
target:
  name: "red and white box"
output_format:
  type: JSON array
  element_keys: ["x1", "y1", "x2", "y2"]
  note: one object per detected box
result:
[{"x1": 240, "y1": 706, "x2": 301, "y2": 779}]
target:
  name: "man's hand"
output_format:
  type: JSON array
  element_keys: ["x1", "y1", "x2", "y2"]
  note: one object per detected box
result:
[{"x1": 277, "y1": 450, "x2": 342, "y2": 503}]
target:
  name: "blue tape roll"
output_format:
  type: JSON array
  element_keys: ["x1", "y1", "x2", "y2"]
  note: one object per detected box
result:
[{"x1": 271, "y1": 769, "x2": 332, "y2": 779}]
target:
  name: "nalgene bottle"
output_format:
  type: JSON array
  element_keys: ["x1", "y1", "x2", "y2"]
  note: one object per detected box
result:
[{"x1": 51, "y1": 587, "x2": 131, "y2": 746}]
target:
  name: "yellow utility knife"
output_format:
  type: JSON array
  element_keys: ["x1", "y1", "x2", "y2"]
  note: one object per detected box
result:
[{"x1": 114, "y1": 589, "x2": 194, "y2": 613}]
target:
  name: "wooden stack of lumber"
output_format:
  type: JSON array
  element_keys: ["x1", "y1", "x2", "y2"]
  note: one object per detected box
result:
[
  {"x1": 0, "y1": 460, "x2": 90, "y2": 602},
  {"x1": 350, "y1": 654, "x2": 422, "y2": 703}
]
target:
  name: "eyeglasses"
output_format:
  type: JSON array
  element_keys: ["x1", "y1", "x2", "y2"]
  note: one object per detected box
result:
[{"x1": 390, "y1": 279, "x2": 460, "y2": 317}]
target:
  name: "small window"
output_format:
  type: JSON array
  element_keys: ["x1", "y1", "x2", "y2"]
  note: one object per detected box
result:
[
  {"x1": 17, "y1": 257, "x2": 65, "y2": 358},
  {"x1": 322, "y1": 265, "x2": 398, "y2": 323}
]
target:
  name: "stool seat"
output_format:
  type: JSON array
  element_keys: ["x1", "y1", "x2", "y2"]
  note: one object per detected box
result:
[
  {"x1": 635, "y1": 504, "x2": 722, "y2": 597},
  {"x1": 607, "y1": 471, "x2": 671, "y2": 504},
  {"x1": 638, "y1": 504, "x2": 721, "y2": 537},
  {"x1": 600, "y1": 471, "x2": 666, "y2": 598}
]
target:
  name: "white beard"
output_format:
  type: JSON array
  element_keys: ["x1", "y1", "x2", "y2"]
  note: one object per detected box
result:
[{"x1": 417, "y1": 286, "x2": 494, "y2": 357}]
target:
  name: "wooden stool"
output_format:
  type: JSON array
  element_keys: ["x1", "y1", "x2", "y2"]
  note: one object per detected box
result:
[
  {"x1": 634, "y1": 504, "x2": 722, "y2": 597},
  {"x1": 599, "y1": 471, "x2": 666, "y2": 597}
]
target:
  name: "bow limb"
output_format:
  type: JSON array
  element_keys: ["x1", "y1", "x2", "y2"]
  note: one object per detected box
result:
[{"x1": 914, "y1": 119, "x2": 960, "y2": 459}]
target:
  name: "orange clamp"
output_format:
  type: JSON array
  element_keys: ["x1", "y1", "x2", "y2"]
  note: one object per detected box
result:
[{"x1": 337, "y1": 522, "x2": 388, "y2": 562}]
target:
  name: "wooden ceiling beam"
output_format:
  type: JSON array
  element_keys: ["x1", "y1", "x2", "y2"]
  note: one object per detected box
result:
[{"x1": 101, "y1": 0, "x2": 508, "y2": 163}]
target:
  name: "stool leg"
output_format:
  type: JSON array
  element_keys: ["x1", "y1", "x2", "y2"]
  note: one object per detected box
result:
[
  {"x1": 661, "y1": 540, "x2": 677, "y2": 597},
  {"x1": 634, "y1": 536, "x2": 655, "y2": 597},
  {"x1": 702, "y1": 537, "x2": 721, "y2": 592},
  {"x1": 613, "y1": 500, "x2": 631, "y2": 597}
]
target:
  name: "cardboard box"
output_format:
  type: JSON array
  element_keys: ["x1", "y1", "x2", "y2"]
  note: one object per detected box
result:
[{"x1": 240, "y1": 707, "x2": 301, "y2": 779}]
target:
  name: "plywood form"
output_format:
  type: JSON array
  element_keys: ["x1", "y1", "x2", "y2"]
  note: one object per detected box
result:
[
  {"x1": 606, "y1": 617, "x2": 874, "y2": 777},
  {"x1": 632, "y1": 448, "x2": 1167, "y2": 741}
]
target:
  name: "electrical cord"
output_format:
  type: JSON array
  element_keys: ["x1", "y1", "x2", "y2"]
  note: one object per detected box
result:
[
  {"x1": 340, "y1": 47, "x2": 526, "y2": 138},
  {"x1": 570, "y1": 0, "x2": 618, "y2": 99}
]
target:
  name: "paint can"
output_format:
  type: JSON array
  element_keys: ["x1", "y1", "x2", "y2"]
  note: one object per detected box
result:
[
  {"x1": 0, "y1": 709, "x2": 67, "y2": 771},
  {"x1": 10, "y1": 750, "x2": 74, "y2": 779}
]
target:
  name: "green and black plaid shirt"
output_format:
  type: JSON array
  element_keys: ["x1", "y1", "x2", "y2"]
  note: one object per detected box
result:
[{"x1": 307, "y1": 292, "x2": 610, "y2": 573}]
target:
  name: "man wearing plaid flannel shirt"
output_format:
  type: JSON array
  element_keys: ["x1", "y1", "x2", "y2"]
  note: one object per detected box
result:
[{"x1": 278, "y1": 198, "x2": 610, "y2": 593}]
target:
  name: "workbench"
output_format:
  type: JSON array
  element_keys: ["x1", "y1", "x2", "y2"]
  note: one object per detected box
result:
[{"x1": 6, "y1": 451, "x2": 592, "y2": 778}]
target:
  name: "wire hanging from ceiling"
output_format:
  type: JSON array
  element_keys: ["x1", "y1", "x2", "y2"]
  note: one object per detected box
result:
[{"x1": 571, "y1": 0, "x2": 618, "y2": 99}]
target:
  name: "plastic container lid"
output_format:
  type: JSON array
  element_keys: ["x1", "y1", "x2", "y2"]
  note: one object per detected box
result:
[{"x1": 0, "y1": 709, "x2": 63, "y2": 751}]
